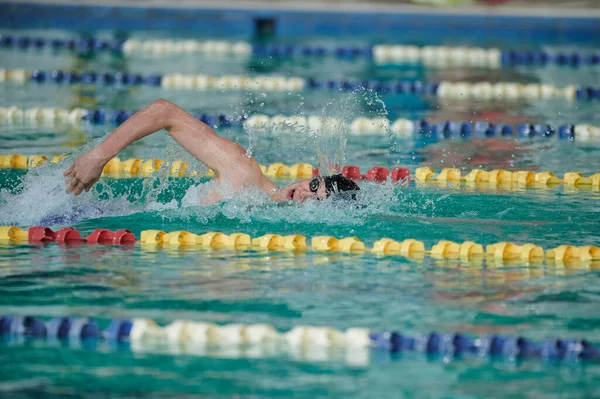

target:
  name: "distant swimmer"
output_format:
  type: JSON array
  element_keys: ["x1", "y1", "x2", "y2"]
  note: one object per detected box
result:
[{"x1": 64, "y1": 99, "x2": 359, "y2": 203}]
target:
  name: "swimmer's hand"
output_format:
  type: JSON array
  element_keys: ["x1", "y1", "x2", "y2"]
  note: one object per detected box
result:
[{"x1": 64, "y1": 149, "x2": 107, "y2": 195}]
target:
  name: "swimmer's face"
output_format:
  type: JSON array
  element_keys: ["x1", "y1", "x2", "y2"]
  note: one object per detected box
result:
[{"x1": 280, "y1": 177, "x2": 329, "y2": 202}]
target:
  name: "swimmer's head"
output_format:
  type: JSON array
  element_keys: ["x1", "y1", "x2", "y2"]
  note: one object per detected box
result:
[{"x1": 278, "y1": 174, "x2": 360, "y2": 203}]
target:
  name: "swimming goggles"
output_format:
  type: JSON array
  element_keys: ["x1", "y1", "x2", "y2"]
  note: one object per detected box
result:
[{"x1": 309, "y1": 177, "x2": 330, "y2": 199}]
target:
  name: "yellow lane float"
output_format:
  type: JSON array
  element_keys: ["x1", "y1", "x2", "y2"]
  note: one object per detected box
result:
[
  {"x1": 0, "y1": 226, "x2": 29, "y2": 241},
  {"x1": 546, "y1": 245, "x2": 600, "y2": 262},
  {"x1": 415, "y1": 166, "x2": 599, "y2": 190}
]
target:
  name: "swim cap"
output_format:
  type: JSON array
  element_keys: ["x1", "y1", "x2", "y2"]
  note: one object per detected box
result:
[{"x1": 323, "y1": 174, "x2": 360, "y2": 200}]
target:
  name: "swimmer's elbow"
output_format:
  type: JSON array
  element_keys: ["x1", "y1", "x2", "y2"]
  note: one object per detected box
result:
[
  {"x1": 152, "y1": 98, "x2": 177, "y2": 115},
  {"x1": 149, "y1": 98, "x2": 181, "y2": 129},
  {"x1": 153, "y1": 98, "x2": 174, "y2": 109}
]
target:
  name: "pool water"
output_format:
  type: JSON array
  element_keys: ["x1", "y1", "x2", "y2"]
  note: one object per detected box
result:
[{"x1": 1, "y1": 28, "x2": 600, "y2": 398}]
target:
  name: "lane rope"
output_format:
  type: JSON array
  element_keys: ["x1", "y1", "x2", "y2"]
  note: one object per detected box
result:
[
  {"x1": 1, "y1": 34, "x2": 599, "y2": 69},
  {"x1": 0, "y1": 315, "x2": 598, "y2": 364},
  {"x1": 2, "y1": 106, "x2": 599, "y2": 142},
  {"x1": 1, "y1": 226, "x2": 598, "y2": 264},
  {"x1": 1, "y1": 69, "x2": 599, "y2": 101}
]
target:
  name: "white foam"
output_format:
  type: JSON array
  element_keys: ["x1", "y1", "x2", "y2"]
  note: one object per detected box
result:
[{"x1": 0, "y1": 161, "x2": 137, "y2": 227}]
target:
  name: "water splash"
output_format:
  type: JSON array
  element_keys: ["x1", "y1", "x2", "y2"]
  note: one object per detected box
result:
[
  {"x1": 314, "y1": 89, "x2": 389, "y2": 174},
  {"x1": 0, "y1": 136, "x2": 202, "y2": 227},
  {"x1": 142, "y1": 179, "x2": 427, "y2": 229},
  {"x1": 0, "y1": 157, "x2": 138, "y2": 228}
]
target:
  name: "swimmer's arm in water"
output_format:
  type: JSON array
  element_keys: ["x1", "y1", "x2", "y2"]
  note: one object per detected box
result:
[{"x1": 65, "y1": 98, "x2": 265, "y2": 195}]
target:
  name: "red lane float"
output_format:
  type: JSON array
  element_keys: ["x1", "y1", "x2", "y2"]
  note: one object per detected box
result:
[
  {"x1": 86, "y1": 228, "x2": 114, "y2": 244},
  {"x1": 27, "y1": 226, "x2": 136, "y2": 245},
  {"x1": 391, "y1": 167, "x2": 411, "y2": 182},
  {"x1": 55, "y1": 227, "x2": 86, "y2": 244},
  {"x1": 305, "y1": 165, "x2": 412, "y2": 183},
  {"x1": 364, "y1": 166, "x2": 390, "y2": 182},
  {"x1": 340, "y1": 165, "x2": 411, "y2": 183},
  {"x1": 86, "y1": 228, "x2": 136, "y2": 245},
  {"x1": 113, "y1": 229, "x2": 136, "y2": 245},
  {"x1": 28, "y1": 226, "x2": 56, "y2": 242},
  {"x1": 341, "y1": 165, "x2": 362, "y2": 180}
]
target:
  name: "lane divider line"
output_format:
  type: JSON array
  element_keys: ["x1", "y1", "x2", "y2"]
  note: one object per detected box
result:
[
  {"x1": 1, "y1": 34, "x2": 598, "y2": 69},
  {"x1": 2, "y1": 106, "x2": 598, "y2": 142},
  {"x1": 0, "y1": 226, "x2": 597, "y2": 263},
  {"x1": 0, "y1": 314, "x2": 598, "y2": 364},
  {"x1": 1, "y1": 69, "x2": 598, "y2": 101}
]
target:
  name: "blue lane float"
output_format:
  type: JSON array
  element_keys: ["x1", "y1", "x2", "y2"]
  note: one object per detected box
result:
[
  {"x1": 85, "y1": 109, "x2": 247, "y2": 129},
  {"x1": 0, "y1": 35, "x2": 123, "y2": 52},
  {"x1": 0, "y1": 315, "x2": 598, "y2": 363},
  {"x1": 2, "y1": 33, "x2": 600, "y2": 69},
  {"x1": 0, "y1": 315, "x2": 101, "y2": 339}
]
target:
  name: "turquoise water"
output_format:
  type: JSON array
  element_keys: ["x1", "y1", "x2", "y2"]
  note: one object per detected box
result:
[{"x1": 1, "y1": 29, "x2": 600, "y2": 398}]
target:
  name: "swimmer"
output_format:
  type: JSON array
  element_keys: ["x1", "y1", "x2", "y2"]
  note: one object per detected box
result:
[{"x1": 64, "y1": 98, "x2": 359, "y2": 203}]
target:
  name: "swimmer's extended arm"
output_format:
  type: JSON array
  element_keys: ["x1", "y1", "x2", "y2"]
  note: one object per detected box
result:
[{"x1": 64, "y1": 98, "x2": 252, "y2": 195}]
